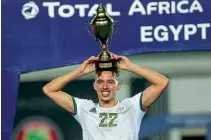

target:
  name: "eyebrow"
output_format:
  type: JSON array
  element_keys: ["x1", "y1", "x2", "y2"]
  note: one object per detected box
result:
[
  {"x1": 107, "y1": 79, "x2": 115, "y2": 82},
  {"x1": 95, "y1": 78, "x2": 117, "y2": 83}
]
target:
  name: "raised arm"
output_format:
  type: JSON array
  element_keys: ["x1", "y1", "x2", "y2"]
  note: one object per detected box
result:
[
  {"x1": 112, "y1": 54, "x2": 169, "y2": 111},
  {"x1": 42, "y1": 56, "x2": 98, "y2": 114}
]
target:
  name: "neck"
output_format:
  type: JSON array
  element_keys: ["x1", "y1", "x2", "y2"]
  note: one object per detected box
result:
[{"x1": 98, "y1": 98, "x2": 117, "y2": 108}]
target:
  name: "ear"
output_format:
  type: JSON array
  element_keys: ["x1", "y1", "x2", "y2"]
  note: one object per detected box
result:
[
  {"x1": 93, "y1": 82, "x2": 97, "y2": 91},
  {"x1": 116, "y1": 82, "x2": 121, "y2": 91}
]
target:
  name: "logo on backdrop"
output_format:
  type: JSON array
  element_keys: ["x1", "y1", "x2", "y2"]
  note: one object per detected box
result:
[
  {"x1": 22, "y1": 1, "x2": 39, "y2": 20},
  {"x1": 21, "y1": 2, "x2": 120, "y2": 19},
  {"x1": 12, "y1": 116, "x2": 64, "y2": 140},
  {"x1": 21, "y1": 0, "x2": 210, "y2": 42}
]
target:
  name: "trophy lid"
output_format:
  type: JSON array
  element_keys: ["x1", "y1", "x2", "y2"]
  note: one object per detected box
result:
[{"x1": 90, "y1": 4, "x2": 114, "y2": 25}]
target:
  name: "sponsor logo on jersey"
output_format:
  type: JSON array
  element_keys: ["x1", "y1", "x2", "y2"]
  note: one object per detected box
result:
[{"x1": 89, "y1": 107, "x2": 97, "y2": 113}]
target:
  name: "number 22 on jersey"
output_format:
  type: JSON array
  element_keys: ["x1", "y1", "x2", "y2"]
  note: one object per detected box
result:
[{"x1": 99, "y1": 113, "x2": 118, "y2": 127}]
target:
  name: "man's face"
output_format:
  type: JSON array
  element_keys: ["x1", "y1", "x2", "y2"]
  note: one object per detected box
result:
[{"x1": 94, "y1": 71, "x2": 120, "y2": 102}]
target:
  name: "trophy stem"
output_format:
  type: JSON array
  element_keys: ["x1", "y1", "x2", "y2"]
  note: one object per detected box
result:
[
  {"x1": 101, "y1": 44, "x2": 108, "y2": 51},
  {"x1": 98, "y1": 44, "x2": 111, "y2": 62}
]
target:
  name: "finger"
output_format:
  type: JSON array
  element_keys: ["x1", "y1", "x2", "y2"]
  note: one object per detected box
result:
[
  {"x1": 110, "y1": 53, "x2": 119, "y2": 60},
  {"x1": 92, "y1": 56, "x2": 99, "y2": 60},
  {"x1": 114, "y1": 54, "x2": 123, "y2": 60},
  {"x1": 84, "y1": 60, "x2": 89, "y2": 64},
  {"x1": 110, "y1": 56, "x2": 116, "y2": 60},
  {"x1": 88, "y1": 56, "x2": 95, "y2": 60},
  {"x1": 115, "y1": 56, "x2": 122, "y2": 61},
  {"x1": 110, "y1": 53, "x2": 118, "y2": 57},
  {"x1": 88, "y1": 56, "x2": 99, "y2": 62},
  {"x1": 88, "y1": 60, "x2": 96, "y2": 64}
]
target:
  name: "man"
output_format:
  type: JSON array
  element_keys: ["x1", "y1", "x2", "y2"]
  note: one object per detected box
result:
[{"x1": 43, "y1": 54, "x2": 169, "y2": 140}]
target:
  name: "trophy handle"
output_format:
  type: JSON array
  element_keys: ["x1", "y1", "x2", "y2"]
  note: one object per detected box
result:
[
  {"x1": 110, "y1": 20, "x2": 119, "y2": 39},
  {"x1": 85, "y1": 23, "x2": 96, "y2": 39}
]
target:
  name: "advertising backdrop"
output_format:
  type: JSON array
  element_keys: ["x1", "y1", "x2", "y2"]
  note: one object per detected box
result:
[{"x1": 2, "y1": 0, "x2": 211, "y2": 139}]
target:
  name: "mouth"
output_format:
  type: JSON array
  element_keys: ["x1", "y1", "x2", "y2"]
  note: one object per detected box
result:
[{"x1": 101, "y1": 91, "x2": 110, "y2": 97}]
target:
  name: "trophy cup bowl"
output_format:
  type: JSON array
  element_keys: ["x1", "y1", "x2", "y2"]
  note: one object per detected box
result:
[{"x1": 88, "y1": 4, "x2": 117, "y2": 71}]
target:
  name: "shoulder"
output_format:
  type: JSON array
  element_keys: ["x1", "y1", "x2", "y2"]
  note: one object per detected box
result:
[
  {"x1": 121, "y1": 92, "x2": 142, "y2": 105},
  {"x1": 73, "y1": 97, "x2": 96, "y2": 110},
  {"x1": 122, "y1": 92, "x2": 145, "y2": 112},
  {"x1": 72, "y1": 97, "x2": 96, "y2": 112},
  {"x1": 73, "y1": 97, "x2": 95, "y2": 106}
]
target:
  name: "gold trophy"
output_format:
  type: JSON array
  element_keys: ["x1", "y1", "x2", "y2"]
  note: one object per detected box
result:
[{"x1": 88, "y1": 4, "x2": 117, "y2": 71}]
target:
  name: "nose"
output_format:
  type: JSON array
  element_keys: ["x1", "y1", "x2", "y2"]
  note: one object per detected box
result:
[{"x1": 103, "y1": 82, "x2": 108, "y2": 89}]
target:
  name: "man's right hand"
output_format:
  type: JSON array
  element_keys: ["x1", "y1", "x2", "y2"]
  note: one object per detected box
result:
[
  {"x1": 42, "y1": 56, "x2": 99, "y2": 114},
  {"x1": 77, "y1": 56, "x2": 99, "y2": 76}
]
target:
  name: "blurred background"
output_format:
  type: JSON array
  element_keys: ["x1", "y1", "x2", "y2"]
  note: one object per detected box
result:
[{"x1": 12, "y1": 51, "x2": 211, "y2": 140}]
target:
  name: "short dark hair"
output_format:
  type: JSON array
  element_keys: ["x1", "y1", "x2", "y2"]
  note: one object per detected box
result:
[{"x1": 95, "y1": 67, "x2": 119, "y2": 77}]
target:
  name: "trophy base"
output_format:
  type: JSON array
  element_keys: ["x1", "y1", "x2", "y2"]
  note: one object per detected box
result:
[{"x1": 95, "y1": 60, "x2": 117, "y2": 71}]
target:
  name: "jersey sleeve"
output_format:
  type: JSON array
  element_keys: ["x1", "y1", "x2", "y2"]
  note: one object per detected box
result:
[
  {"x1": 128, "y1": 92, "x2": 146, "y2": 119},
  {"x1": 71, "y1": 96, "x2": 86, "y2": 124}
]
